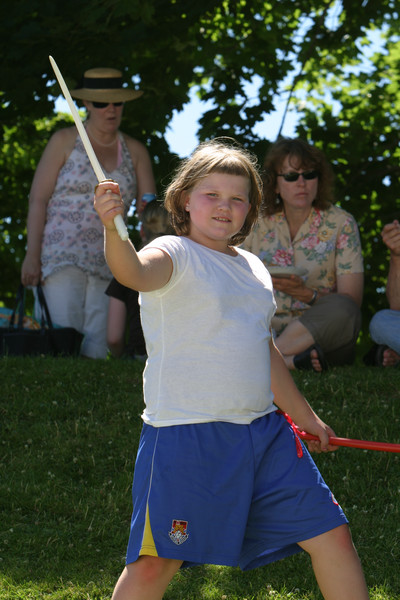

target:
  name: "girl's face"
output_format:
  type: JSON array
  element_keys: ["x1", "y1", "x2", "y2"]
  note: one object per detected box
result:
[
  {"x1": 275, "y1": 155, "x2": 319, "y2": 214},
  {"x1": 184, "y1": 172, "x2": 250, "y2": 253}
]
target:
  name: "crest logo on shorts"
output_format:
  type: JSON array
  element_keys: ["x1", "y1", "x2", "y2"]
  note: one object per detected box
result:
[{"x1": 168, "y1": 519, "x2": 189, "y2": 545}]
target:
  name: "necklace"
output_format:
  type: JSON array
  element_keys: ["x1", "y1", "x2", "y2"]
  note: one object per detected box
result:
[{"x1": 86, "y1": 126, "x2": 118, "y2": 147}]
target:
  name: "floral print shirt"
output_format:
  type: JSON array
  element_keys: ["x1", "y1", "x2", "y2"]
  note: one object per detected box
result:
[
  {"x1": 41, "y1": 132, "x2": 137, "y2": 281},
  {"x1": 242, "y1": 205, "x2": 363, "y2": 333}
]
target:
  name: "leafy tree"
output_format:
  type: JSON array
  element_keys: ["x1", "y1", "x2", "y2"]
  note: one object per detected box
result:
[
  {"x1": 294, "y1": 17, "x2": 400, "y2": 334},
  {"x1": 1, "y1": 0, "x2": 399, "y2": 343},
  {"x1": 0, "y1": 114, "x2": 73, "y2": 304}
]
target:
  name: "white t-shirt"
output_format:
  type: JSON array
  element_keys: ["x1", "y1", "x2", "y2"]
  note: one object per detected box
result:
[{"x1": 139, "y1": 236, "x2": 277, "y2": 426}]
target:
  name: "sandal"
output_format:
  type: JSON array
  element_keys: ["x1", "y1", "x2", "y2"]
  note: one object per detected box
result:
[
  {"x1": 375, "y1": 344, "x2": 389, "y2": 366},
  {"x1": 293, "y1": 343, "x2": 328, "y2": 373},
  {"x1": 363, "y1": 344, "x2": 388, "y2": 366}
]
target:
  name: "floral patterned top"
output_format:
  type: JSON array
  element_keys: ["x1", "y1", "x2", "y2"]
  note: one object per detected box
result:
[
  {"x1": 41, "y1": 132, "x2": 137, "y2": 281},
  {"x1": 242, "y1": 205, "x2": 363, "y2": 333}
]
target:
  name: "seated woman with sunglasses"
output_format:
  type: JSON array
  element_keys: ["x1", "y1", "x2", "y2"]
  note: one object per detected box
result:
[
  {"x1": 21, "y1": 67, "x2": 156, "y2": 359},
  {"x1": 243, "y1": 137, "x2": 363, "y2": 372}
]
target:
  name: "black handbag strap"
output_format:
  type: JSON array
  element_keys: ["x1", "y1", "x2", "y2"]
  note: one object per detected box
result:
[
  {"x1": 36, "y1": 283, "x2": 55, "y2": 329},
  {"x1": 9, "y1": 284, "x2": 54, "y2": 331},
  {"x1": 10, "y1": 284, "x2": 27, "y2": 330}
]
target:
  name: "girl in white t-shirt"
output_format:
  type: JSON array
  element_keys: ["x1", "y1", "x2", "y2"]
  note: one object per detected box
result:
[{"x1": 94, "y1": 139, "x2": 369, "y2": 600}]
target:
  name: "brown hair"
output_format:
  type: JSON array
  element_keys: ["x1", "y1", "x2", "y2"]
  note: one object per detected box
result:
[
  {"x1": 141, "y1": 199, "x2": 174, "y2": 242},
  {"x1": 164, "y1": 138, "x2": 262, "y2": 245},
  {"x1": 261, "y1": 137, "x2": 334, "y2": 216}
]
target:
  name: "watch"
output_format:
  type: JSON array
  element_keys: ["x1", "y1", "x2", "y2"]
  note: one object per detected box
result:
[{"x1": 308, "y1": 289, "x2": 318, "y2": 306}]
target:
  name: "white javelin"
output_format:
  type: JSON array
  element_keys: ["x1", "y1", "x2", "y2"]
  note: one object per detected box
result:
[{"x1": 49, "y1": 55, "x2": 129, "y2": 241}]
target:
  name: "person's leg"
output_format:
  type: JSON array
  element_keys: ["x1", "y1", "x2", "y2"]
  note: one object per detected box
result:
[
  {"x1": 299, "y1": 525, "x2": 369, "y2": 600},
  {"x1": 369, "y1": 309, "x2": 400, "y2": 355},
  {"x1": 276, "y1": 295, "x2": 361, "y2": 371},
  {"x1": 81, "y1": 274, "x2": 110, "y2": 358},
  {"x1": 382, "y1": 348, "x2": 400, "y2": 366},
  {"x1": 275, "y1": 320, "x2": 323, "y2": 371},
  {"x1": 275, "y1": 319, "x2": 315, "y2": 357},
  {"x1": 301, "y1": 295, "x2": 361, "y2": 367},
  {"x1": 107, "y1": 297, "x2": 127, "y2": 357},
  {"x1": 112, "y1": 556, "x2": 182, "y2": 600},
  {"x1": 38, "y1": 266, "x2": 85, "y2": 332}
]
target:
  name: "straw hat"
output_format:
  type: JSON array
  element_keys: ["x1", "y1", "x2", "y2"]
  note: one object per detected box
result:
[{"x1": 70, "y1": 68, "x2": 143, "y2": 102}]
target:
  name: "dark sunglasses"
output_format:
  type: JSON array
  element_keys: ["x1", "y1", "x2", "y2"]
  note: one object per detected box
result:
[
  {"x1": 92, "y1": 101, "x2": 123, "y2": 108},
  {"x1": 277, "y1": 170, "x2": 319, "y2": 182}
]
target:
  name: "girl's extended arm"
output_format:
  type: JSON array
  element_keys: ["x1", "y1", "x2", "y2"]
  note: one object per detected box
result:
[
  {"x1": 269, "y1": 338, "x2": 337, "y2": 453},
  {"x1": 94, "y1": 180, "x2": 172, "y2": 292}
]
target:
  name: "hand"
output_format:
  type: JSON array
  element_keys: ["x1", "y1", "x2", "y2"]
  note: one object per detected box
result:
[
  {"x1": 272, "y1": 274, "x2": 308, "y2": 298},
  {"x1": 295, "y1": 414, "x2": 338, "y2": 454},
  {"x1": 382, "y1": 220, "x2": 400, "y2": 257},
  {"x1": 21, "y1": 254, "x2": 42, "y2": 287},
  {"x1": 94, "y1": 180, "x2": 124, "y2": 232}
]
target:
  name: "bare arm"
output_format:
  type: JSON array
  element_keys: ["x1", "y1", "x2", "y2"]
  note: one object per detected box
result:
[
  {"x1": 336, "y1": 271, "x2": 364, "y2": 307},
  {"x1": 272, "y1": 271, "x2": 363, "y2": 307},
  {"x1": 21, "y1": 127, "x2": 77, "y2": 286},
  {"x1": 382, "y1": 220, "x2": 400, "y2": 310},
  {"x1": 269, "y1": 338, "x2": 337, "y2": 452},
  {"x1": 107, "y1": 297, "x2": 128, "y2": 358},
  {"x1": 387, "y1": 256, "x2": 400, "y2": 310},
  {"x1": 94, "y1": 180, "x2": 172, "y2": 292},
  {"x1": 124, "y1": 136, "x2": 156, "y2": 213}
]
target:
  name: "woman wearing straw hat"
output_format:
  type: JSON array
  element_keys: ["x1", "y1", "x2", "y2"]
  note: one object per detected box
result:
[{"x1": 21, "y1": 67, "x2": 156, "y2": 359}]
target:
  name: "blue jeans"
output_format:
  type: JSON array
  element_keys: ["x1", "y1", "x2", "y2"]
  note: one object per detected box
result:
[{"x1": 369, "y1": 309, "x2": 400, "y2": 354}]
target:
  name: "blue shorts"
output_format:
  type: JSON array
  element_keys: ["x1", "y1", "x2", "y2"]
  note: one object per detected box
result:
[{"x1": 125, "y1": 411, "x2": 347, "y2": 570}]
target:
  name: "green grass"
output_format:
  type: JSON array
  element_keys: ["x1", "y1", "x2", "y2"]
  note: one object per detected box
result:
[{"x1": 1, "y1": 357, "x2": 399, "y2": 599}]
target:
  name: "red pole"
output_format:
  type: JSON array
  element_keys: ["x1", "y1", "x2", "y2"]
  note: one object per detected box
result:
[
  {"x1": 297, "y1": 431, "x2": 400, "y2": 453},
  {"x1": 278, "y1": 411, "x2": 400, "y2": 453}
]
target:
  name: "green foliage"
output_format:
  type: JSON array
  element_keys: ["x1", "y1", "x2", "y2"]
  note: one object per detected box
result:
[
  {"x1": 296, "y1": 31, "x2": 400, "y2": 326},
  {"x1": 1, "y1": 357, "x2": 399, "y2": 599},
  {"x1": 0, "y1": 113, "x2": 73, "y2": 304},
  {"x1": 1, "y1": 0, "x2": 400, "y2": 332}
]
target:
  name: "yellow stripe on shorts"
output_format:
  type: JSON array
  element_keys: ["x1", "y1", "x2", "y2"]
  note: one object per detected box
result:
[{"x1": 139, "y1": 504, "x2": 159, "y2": 557}]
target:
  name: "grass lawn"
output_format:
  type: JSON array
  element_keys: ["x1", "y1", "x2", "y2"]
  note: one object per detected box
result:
[{"x1": 1, "y1": 356, "x2": 399, "y2": 599}]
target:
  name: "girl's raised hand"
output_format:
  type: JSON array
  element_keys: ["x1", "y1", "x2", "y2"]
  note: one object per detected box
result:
[{"x1": 94, "y1": 180, "x2": 124, "y2": 232}]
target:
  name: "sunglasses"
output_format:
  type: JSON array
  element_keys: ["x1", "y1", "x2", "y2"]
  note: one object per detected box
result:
[
  {"x1": 277, "y1": 170, "x2": 319, "y2": 182},
  {"x1": 92, "y1": 101, "x2": 123, "y2": 108}
]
